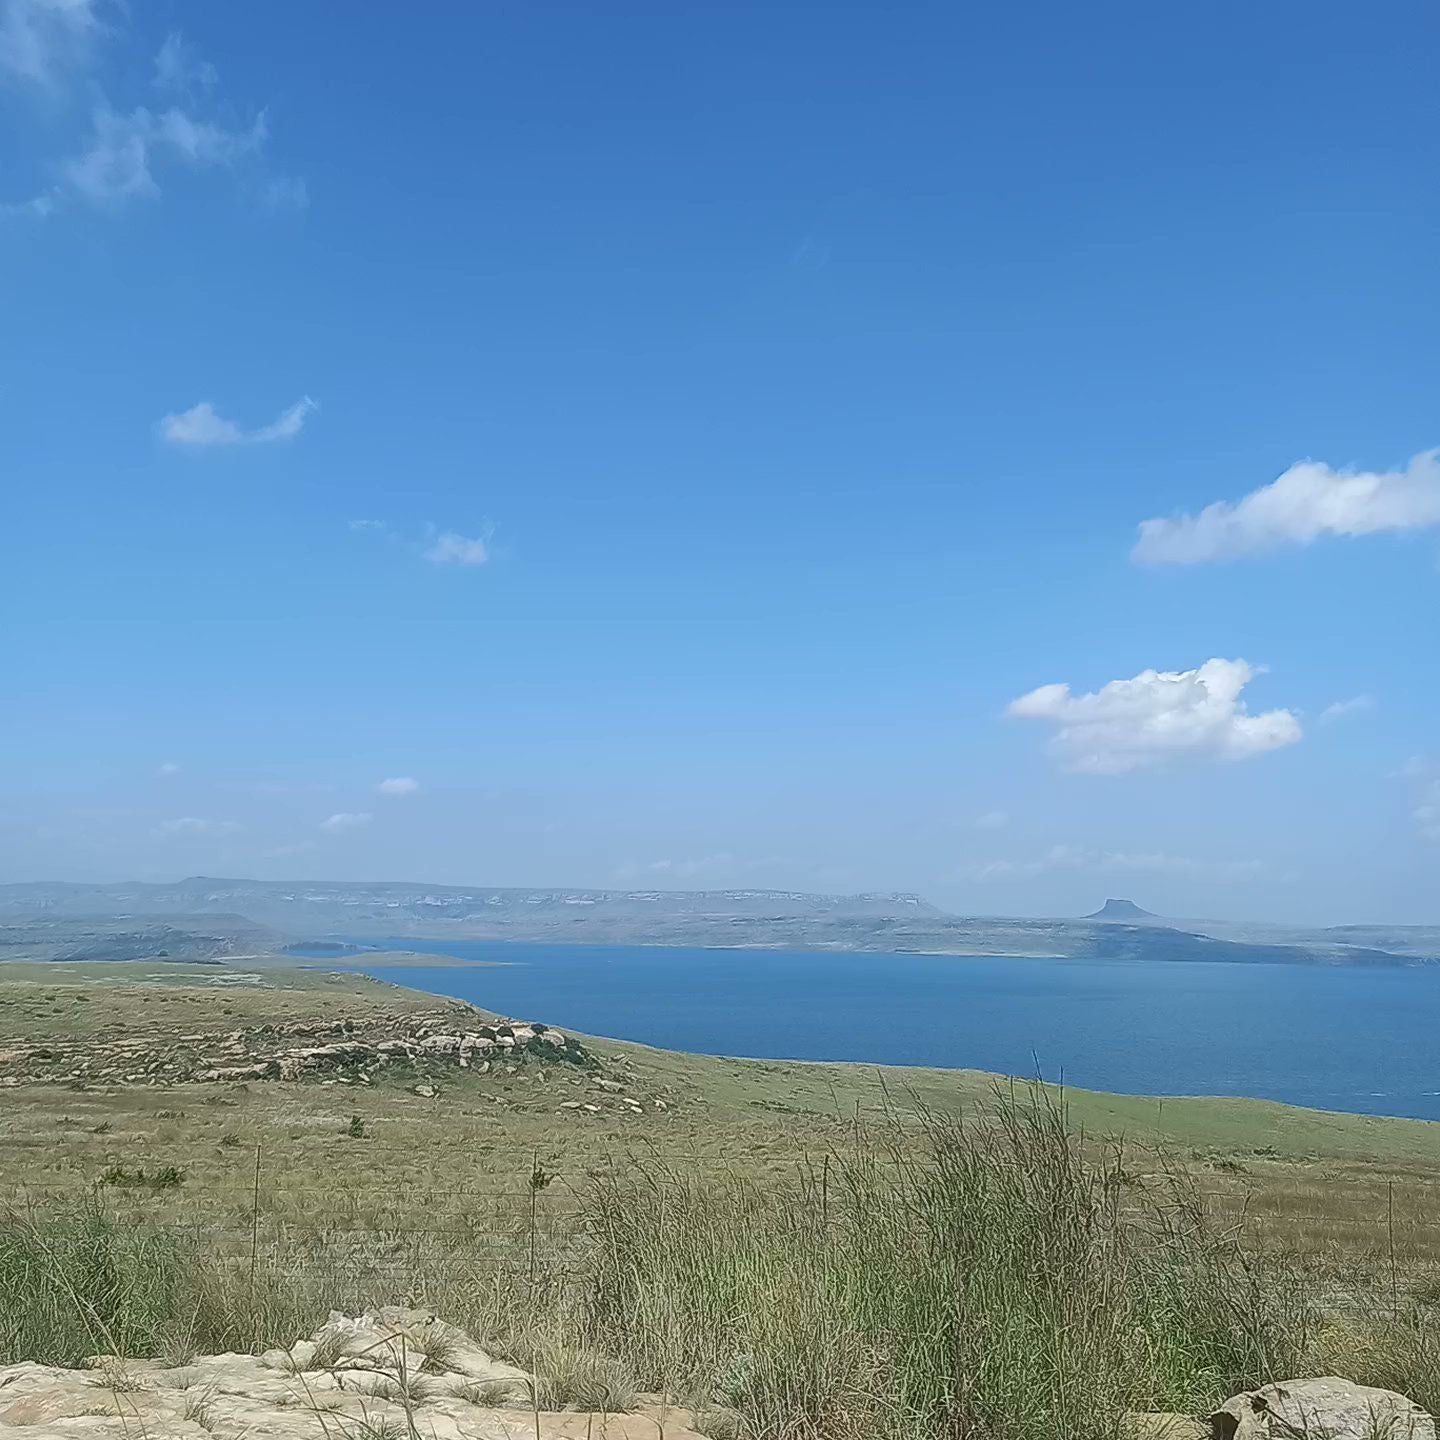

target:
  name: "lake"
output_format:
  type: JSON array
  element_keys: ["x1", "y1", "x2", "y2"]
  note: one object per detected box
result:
[{"x1": 334, "y1": 939, "x2": 1440, "y2": 1121}]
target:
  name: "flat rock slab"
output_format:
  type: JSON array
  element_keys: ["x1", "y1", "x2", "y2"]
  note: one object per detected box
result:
[{"x1": 0, "y1": 1308, "x2": 703, "y2": 1440}]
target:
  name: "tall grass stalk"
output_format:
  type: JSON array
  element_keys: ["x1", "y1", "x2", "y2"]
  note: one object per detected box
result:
[{"x1": 576, "y1": 1087, "x2": 1309, "y2": 1440}]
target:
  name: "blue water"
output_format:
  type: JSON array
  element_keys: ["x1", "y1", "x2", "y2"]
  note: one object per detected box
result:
[{"x1": 327, "y1": 939, "x2": 1440, "y2": 1122}]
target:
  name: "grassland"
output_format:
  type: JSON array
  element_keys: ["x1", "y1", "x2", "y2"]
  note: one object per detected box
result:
[{"x1": 4, "y1": 957, "x2": 1440, "y2": 1437}]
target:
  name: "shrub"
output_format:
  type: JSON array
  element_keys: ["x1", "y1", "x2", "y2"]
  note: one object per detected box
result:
[{"x1": 574, "y1": 1087, "x2": 1309, "y2": 1440}]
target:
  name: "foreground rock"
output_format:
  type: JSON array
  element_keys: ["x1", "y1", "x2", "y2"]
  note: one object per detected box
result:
[
  {"x1": 0, "y1": 1308, "x2": 701, "y2": 1439},
  {"x1": 1212, "y1": 1377, "x2": 1434, "y2": 1440}
]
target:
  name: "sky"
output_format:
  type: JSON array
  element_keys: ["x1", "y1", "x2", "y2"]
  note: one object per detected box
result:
[{"x1": 2, "y1": 1, "x2": 1437, "y2": 924}]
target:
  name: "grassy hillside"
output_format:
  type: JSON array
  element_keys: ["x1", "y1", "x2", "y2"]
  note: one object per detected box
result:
[{"x1": 4, "y1": 959, "x2": 1440, "y2": 1438}]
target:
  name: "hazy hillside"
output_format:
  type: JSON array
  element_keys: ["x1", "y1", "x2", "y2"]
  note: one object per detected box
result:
[{"x1": 0, "y1": 912, "x2": 287, "y2": 963}]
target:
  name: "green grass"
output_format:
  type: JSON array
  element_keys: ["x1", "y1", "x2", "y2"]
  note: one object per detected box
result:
[
  {"x1": 4, "y1": 1087, "x2": 1440, "y2": 1437},
  {"x1": 8, "y1": 959, "x2": 1440, "y2": 1434}
]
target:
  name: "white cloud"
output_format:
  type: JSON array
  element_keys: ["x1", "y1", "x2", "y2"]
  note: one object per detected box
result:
[
  {"x1": 962, "y1": 842, "x2": 1265, "y2": 883},
  {"x1": 0, "y1": 0, "x2": 102, "y2": 89},
  {"x1": 152, "y1": 32, "x2": 215, "y2": 96},
  {"x1": 1007, "y1": 658, "x2": 1301, "y2": 774},
  {"x1": 377, "y1": 777, "x2": 419, "y2": 797},
  {"x1": 1318, "y1": 694, "x2": 1375, "y2": 725},
  {"x1": 160, "y1": 396, "x2": 316, "y2": 447},
  {"x1": 4, "y1": 25, "x2": 303, "y2": 215},
  {"x1": 425, "y1": 532, "x2": 489, "y2": 566},
  {"x1": 1135, "y1": 449, "x2": 1440, "y2": 565},
  {"x1": 1400, "y1": 760, "x2": 1440, "y2": 842},
  {"x1": 974, "y1": 810, "x2": 1009, "y2": 831},
  {"x1": 319, "y1": 811, "x2": 371, "y2": 834},
  {"x1": 155, "y1": 816, "x2": 240, "y2": 838},
  {"x1": 155, "y1": 761, "x2": 180, "y2": 777}
]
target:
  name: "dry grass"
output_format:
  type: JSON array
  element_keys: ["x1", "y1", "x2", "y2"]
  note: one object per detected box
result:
[{"x1": 5, "y1": 962, "x2": 1440, "y2": 1434}]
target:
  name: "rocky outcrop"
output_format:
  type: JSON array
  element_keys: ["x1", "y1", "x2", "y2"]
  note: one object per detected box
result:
[
  {"x1": 0, "y1": 1011, "x2": 594, "y2": 1089},
  {"x1": 1212, "y1": 1377, "x2": 1434, "y2": 1440},
  {"x1": 0, "y1": 1307, "x2": 701, "y2": 1439}
]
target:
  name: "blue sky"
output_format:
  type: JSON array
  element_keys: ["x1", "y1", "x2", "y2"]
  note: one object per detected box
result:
[{"x1": 2, "y1": 1, "x2": 1437, "y2": 922}]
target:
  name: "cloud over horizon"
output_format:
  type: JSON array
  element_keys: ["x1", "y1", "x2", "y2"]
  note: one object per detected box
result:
[
  {"x1": 160, "y1": 397, "x2": 316, "y2": 447},
  {"x1": 961, "y1": 842, "x2": 1267, "y2": 883},
  {"x1": 154, "y1": 816, "x2": 241, "y2": 838},
  {"x1": 1007, "y1": 658, "x2": 1302, "y2": 773},
  {"x1": 319, "y1": 811, "x2": 371, "y2": 834},
  {"x1": 1135, "y1": 449, "x2": 1440, "y2": 564},
  {"x1": 377, "y1": 777, "x2": 419, "y2": 796}
]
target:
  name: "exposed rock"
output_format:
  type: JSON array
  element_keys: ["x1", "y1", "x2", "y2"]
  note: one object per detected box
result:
[
  {"x1": 1212, "y1": 1377, "x2": 1434, "y2": 1440},
  {"x1": 0, "y1": 1307, "x2": 703, "y2": 1439},
  {"x1": 0, "y1": 1006, "x2": 597, "y2": 1091}
]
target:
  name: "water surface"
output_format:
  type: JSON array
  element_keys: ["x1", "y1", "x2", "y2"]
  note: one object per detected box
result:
[{"x1": 328, "y1": 939, "x2": 1440, "y2": 1121}]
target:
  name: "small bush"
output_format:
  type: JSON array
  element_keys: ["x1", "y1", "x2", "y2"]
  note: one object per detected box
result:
[
  {"x1": 98, "y1": 1164, "x2": 185, "y2": 1191},
  {"x1": 344, "y1": 1115, "x2": 366, "y2": 1139}
]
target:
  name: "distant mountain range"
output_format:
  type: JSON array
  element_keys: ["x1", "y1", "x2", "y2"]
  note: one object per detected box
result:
[{"x1": 1, "y1": 877, "x2": 1437, "y2": 966}]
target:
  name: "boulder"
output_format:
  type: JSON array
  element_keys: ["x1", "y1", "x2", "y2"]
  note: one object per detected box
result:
[{"x1": 1213, "y1": 1377, "x2": 1434, "y2": 1440}]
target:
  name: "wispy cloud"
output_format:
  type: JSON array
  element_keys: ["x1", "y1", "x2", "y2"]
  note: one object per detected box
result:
[
  {"x1": 0, "y1": 0, "x2": 104, "y2": 90},
  {"x1": 377, "y1": 777, "x2": 419, "y2": 797},
  {"x1": 319, "y1": 811, "x2": 371, "y2": 834},
  {"x1": 155, "y1": 816, "x2": 241, "y2": 838},
  {"x1": 612, "y1": 853, "x2": 776, "y2": 882},
  {"x1": 4, "y1": 24, "x2": 305, "y2": 215},
  {"x1": 973, "y1": 810, "x2": 1009, "y2": 831},
  {"x1": 160, "y1": 397, "x2": 316, "y2": 447},
  {"x1": 425, "y1": 531, "x2": 489, "y2": 566},
  {"x1": 1007, "y1": 658, "x2": 1301, "y2": 774},
  {"x1": 1135, "y1": 449, "x2": 1440, "y2": 565},
  {"x1": 155, "y1": 761, "x2": 180, "y2": 777},
  {"x1": 1400, "y1": 759, "x2": 1440, "y2": 842},
  {"x1": 962, "y1": 842, "x2": 1266, "y2": 883},
  {"x1": 351, "y1": 520, "x2": 493, "y2": 568},
  {"x1": 1318, "y1": 694, "x2": 1375, "y2": 725},
  {"x1": 152, "y1": 31, "x2": 214, "y2": 97}
]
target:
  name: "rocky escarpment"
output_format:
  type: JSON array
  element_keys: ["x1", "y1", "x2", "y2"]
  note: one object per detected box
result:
[
  {"x1": 0, "y1": 1306, "x2": 702, "y2": 1439},
  {"x1": 0, "y1": 1009, "x2": 595, "y2": 1089}
]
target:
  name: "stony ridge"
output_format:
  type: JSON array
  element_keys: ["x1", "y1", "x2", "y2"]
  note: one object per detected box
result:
[{"x1": 0, "y1": 1007, "x2": 595, "y2": 1089}]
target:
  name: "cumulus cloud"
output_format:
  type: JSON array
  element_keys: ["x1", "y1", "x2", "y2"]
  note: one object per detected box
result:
[
  {"x1": 425, "y1": 532, "x2": 489, "y2": 566},
  {"x1": 155, "y1": 816, "x2": 241, "y2": 838},
  {"x1": 319, "y1": 811, "x2": 371, "y2": 834},
  {"x1": 962, "y1": 843, "x2": 1265, "y2": 883},
  {"x1": 1318, "y1": 695, "x2": 1375, "y2": 725},
  {"x1": 1135, "y1": 449, "x2": 1440, "y2": 565},
  {"x1": 377, "y1": 777, "x2": 419, "y2": 797},
  {"x1": 1007, "y1": 658, "x2": 1301, "y2": 774},
  {"x1": 160, "y1": 397, "x2": 316, "y2": 447},
  {"x1": 0, "y1": 0, "x2": 102, "y2": 89}
]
